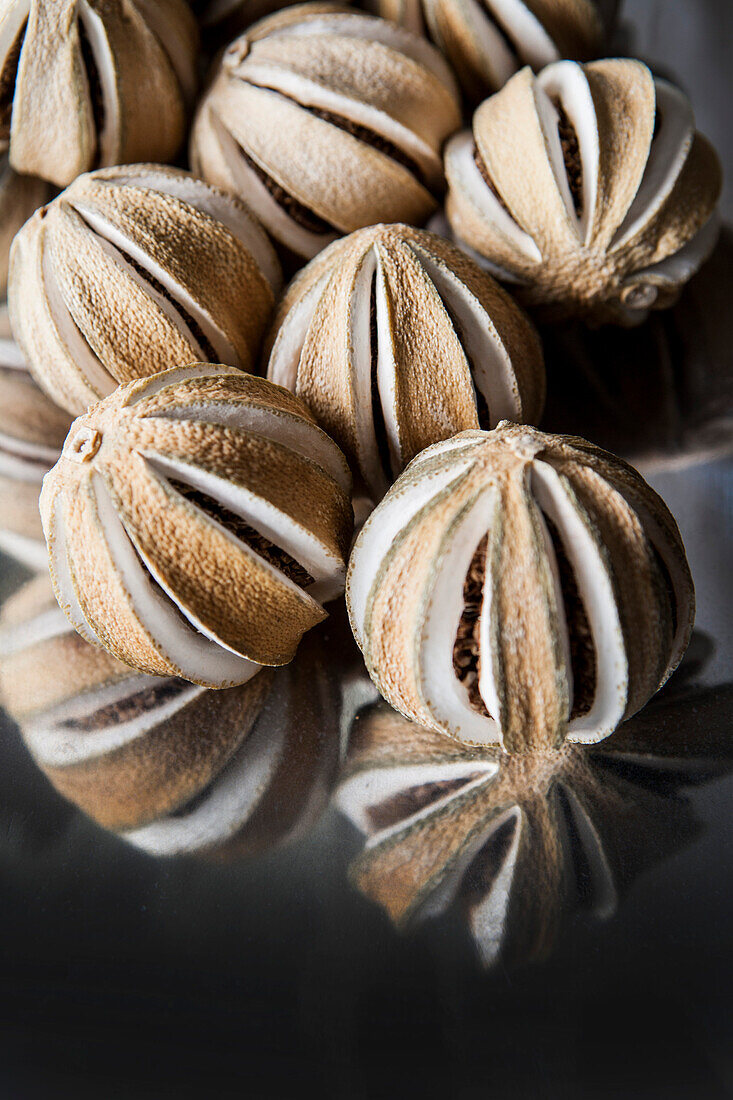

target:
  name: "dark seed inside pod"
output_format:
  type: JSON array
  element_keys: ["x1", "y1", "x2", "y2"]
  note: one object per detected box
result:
[
  {"x1": 0, "y1": 20, "x2": 26, "y2": 142},
  {"x1": 453, "y1": 534, "x2": 490, "y2": 716},
  {"x1": 170, "y1": 480, "x2": 315, "y2": 588},
  {"x1": 236, "y1": 142, "x2": 337, "y2": 235},
  {"x1": 120, "y1": 252, "x2": 220, "y2": 363},
  {"x1": 543, "y1": 515, "x2": 596, "y2": 719},
  {"x1": 59, "y1": 678, "x2": 191, "y2": 732},
  {"x1": 369, "y1": 277, "x2": 394, "y2": 483},
  {"x1": 472, "y1": 144, "x2": 513, "y2": 216},
  {"x1": 78, "y1": 20, "x2": 106, "y2": 168},
  {"x1": 366, "y1": 776, "x2": 484, "y2": 830},
  {"x1": 552, "y1": 98, "x2": 583, "y2": 218}
]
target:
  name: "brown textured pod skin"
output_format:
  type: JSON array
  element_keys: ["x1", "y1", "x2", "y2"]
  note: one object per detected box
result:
[
  {"x1": 9, "y1": 164, "x2": 282, "y2": 416},
  {"x1": 40, "y1": 365, "x2": 353, "y2": 686},
  {"x1": 0, "y1": 0, "x2": 199, "y2": 186},
  {"x1": 265, "y1": 223, "x2": 545, "y2": 502},
  {"x1": 445, "y1": 59, "x2": 723, "y2": 325},
  {"x1": 0, "y1": 574, "x2": 274, "y2": 830},
  {"x1": 190, "y1": 4, "x2": 462, "y2": 258},
  {"x1": 374, "y1": 0, "x2": 606, "y2": 103},
  {"x1": 347, "y1": 423, "x2": 695, "y2": 751}
]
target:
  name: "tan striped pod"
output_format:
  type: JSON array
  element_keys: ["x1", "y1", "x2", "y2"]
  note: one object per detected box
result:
[
  {"x1": 374, "y1": 0, "x2": 608, "y2": 103},
  {"x1": 40, "y1": 365, "x2": 353, "y2": 687},
  {"x1": 266, "y1": 223, "x2": 545, "y2": 504},
  {"x1": 445, "y1": 59, "x2": 723, "y2": 325},
  {"x1": 0, "y1": 0, "x2": 199, "y2": 187},
  {"x1": 190, "y1": 4, "x2": 462, "y2": 259},
  {"x1": 347, "y1": 422, "x2": 695, "y2": 752},
  {"x1": 336, "y1": 699, "x2": 698, "y2": 968},
  {"x1": 0, "y1": 314, "x2": 73, "y2": 570},
  {"x1": 0, "y1": 573, "x2": 341, "y2": 851},
  {"x1": 9, "y1": 164, "x2": 282, "y2": 415}
]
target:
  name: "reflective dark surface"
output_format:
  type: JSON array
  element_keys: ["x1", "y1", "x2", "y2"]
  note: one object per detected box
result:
[{"x1": 1, "y1": 4, "x2": 733, "y2": 1097}]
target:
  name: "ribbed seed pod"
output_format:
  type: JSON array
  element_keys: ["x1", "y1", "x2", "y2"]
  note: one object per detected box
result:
[
  {"x1": 347, "y1": 422, "x2": 695, "y2": 751},
  {"x1": 40, "y1": 365, "x2": 353, "y2": 687},
  {"x1": 0, "y1": 152, "x2": 49, "y2": 297},
  {"x1": 0, "y1": 0, "x2": 198, "y2": 187},
  {"x1": 445, "y1": 60, "x2": 723, "y2": 325},
  {"x1": 374, "y1": 0, "x2": 608, "y2": 103},
  {"x1": 190, "y1": 3, "x2": 462, "y2": 259},
  {"x1": 0, "y1": 573, "x2": 273, "y2": 831},
  {"x1": 0, "y1": 573, "x2": 342, "y2": 852},
  {"x1": 9, "y1": 164, "x2": 282, "y2": 416},
  {"x1": 336, "y1": 700, "x2": 701, "y2": 968},
  {"x1": 0, "y1": 315, "x2": 73, "y2": 570},
  {"x1": 266, "y1": 223, "x2": 545, "y2": 503}
]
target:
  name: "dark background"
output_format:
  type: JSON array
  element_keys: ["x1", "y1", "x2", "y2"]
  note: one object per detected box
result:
[{"x1": 1, "y1": 2, "x2": 732, "y2": 1097}]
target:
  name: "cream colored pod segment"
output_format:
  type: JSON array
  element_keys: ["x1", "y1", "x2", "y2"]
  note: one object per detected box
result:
[
  {"x1": 0, "y1": 573, "x2": 274, "y2": 833},
  {"x1": 373, "y1": 0, "x2": 606, "y2": 103},
  {"x1": 0, "y1": 152, "x2": 50, "y2": 296},
  {"x1": 190, "y1": 3, "x2": 462, "y2": 260},
  {"x1": 0, "y1": 0, "x2": 199, "y2": 187},
  {"x1": 444, "y1": 59, "x2": 723, "y2": 325},
  {"x1": 0, "y1": 311, "x2": 73, "y2": 570},
  {"x1": 266, "y1": 223, "x2": 545, "y2": 504},
  {"x1": 347, "y1": 422, "x2": 695, "y2": 753},
  {"x1": 39, "y1": 364, "x2": 354, "y2": 688},
  {"x1": 8, "y1": 163, "x2": 283, "y2": 416}
]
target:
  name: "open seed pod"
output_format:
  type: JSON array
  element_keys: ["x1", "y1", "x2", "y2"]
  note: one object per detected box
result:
[
  {"x1": 0, "y1": 153, "x2": 49, "y2": 297},
  {"x1": 444, "y1": 60, "x2": 723, "y2": 325},
  {"x1": 0, "y1": 314, "x2": 73, "y2": 570},
  {"x1": 0, "y1": 573, "x2": 343, "y2": 853},
  {"x1": 9, "y1": 164, "x2": 282, "y2": 416},
  {"x1": 0, "y1": 573, "x2": 273, "y2": 831},
  {"x1": 266, "y1": 223, "x2": 545, "y2": 504},
  {"x1": 336, "y1": 699, "x2": 706, "y2": 969},
  {"x1": 40, "y1": 365, "x2": 353, "y2": 687},
  {"x1": 0, "y1": 0, "x2": 198, "y2": 187},
  {"x1": 347, "y1": 422, "x2": 695, "y2": 751},
  {"x1": 190, "y1": 3, "x2": 462, "y2": 260},
  {"x1": 373, "y1": 0, "x2": 609, "y2": 103}
]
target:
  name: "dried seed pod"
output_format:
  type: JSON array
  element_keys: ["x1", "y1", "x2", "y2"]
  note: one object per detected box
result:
[
  {"x1": 9, "y1": 164, "x2": 282, "y2": 416},
  {"x1": 0, "y1": 315, "x2": 73, "y2": 570},
  {"x1": 373, "y1": 0, "x2": 608, "y2": 103},
  {"x1": 40, "y1": 365, "x2": 353, "y2": 687},
  {"x1": 190, "y1": 3, "x2": 462, "y2": 259},
  {"x1": 0, "y1": 573, "x2": 342, "y2": 851},
  {"x1": 0, "y1": 0, "x2": 199, "y2": 187},
  {"x1": 336, "y1": 699, "x2": 704, "y2": 968},
  {"x1": 0, "y1": 152, "x2": 50, "y2": 297},
  {"x1": 347, "y1": 422, "x2": 695, "y2": 751},
  {"x1": 0, "y1": 573, "x2": 273, "y2": 831},
  {"x1": 266, "y1": 223, "x2": 545, "y2": 503},
  {"x1": 445, "y1": 60, "x2": 723, "y2": 325}
]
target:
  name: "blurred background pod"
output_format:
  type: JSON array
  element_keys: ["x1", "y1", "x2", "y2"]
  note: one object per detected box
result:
[
  {"x1": 0, "y1": 0, "x2": 199, "y2": 187},
  {"x1": 336, "y1": 691, "x2": 732, "y2": 969},
  {"x1": 0, "y1": 573, "x2": 345, "y2": 857},
  {"x1": 190, "y1": 4, "x2": 462, "y2": 261},
  {"x1": 370, "y1": 0, "x2": 613, "y2": 105},
  {"x1": 444, "y1": 59, "x2": 722, "y2": 325},
  {"x1": 0, "y1": 153, "x2": 50, "y2": 298},
  {"x1": 265, "y1": 223, "x2": 545, "y2": 507},
  {"x1": 0, "y1": 310, "x2": 73, "y2": 571},
  {"x1": 9, "y1": 164, "x2": 282, "y2": 416}
]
